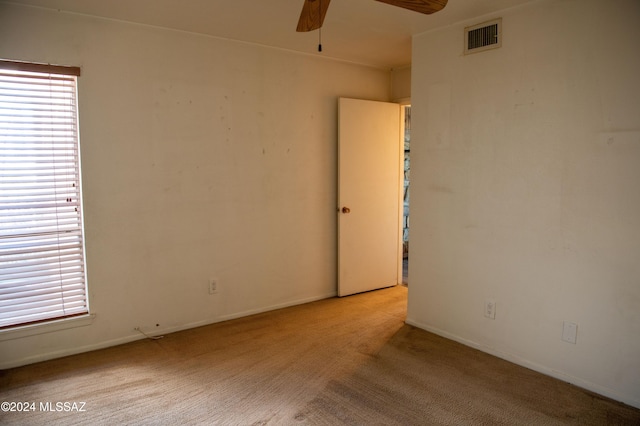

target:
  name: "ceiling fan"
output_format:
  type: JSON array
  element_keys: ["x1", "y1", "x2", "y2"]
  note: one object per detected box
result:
[{"x1": 296, "y1": 0, "x2": 449, "y2": 32}]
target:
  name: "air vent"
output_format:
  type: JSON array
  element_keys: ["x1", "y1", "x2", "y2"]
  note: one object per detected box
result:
[{"x1": 464, "y1": 18, "x2": 502, "y2": 55}]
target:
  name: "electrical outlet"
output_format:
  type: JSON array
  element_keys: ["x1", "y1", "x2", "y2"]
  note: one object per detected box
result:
[
  {"x1": 484, "y1": 299, "x2": 496, "y2": 319},
  {"x1": 208, "y1": 279, "x2": 218, "y2": 294},
  {"x1": 562, "y1": 321, "x2": 578, "y2": 344}
]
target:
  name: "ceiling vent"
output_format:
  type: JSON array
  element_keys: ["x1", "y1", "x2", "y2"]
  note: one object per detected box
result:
[{"x1": 464, "y1": 18, "x2": 502, "y2": 55}]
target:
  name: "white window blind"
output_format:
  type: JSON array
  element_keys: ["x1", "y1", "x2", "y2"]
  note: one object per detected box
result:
[{"x1": 0, "y1": 60, "x2": 88, "y2": 329}]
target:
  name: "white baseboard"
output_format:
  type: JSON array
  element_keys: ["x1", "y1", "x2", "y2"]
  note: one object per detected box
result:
[
  {"x1": 0, "y1": 333, "x2": 145, "y2": 370},
  {"x1": 404, "y1": 318, "x2": 640, "y2": 410},
  {"x1": 0, "y1": 291, "x2": 337, "y2": 370},
  {"x1": 217, "y1": 291, "x2": 337, "y2": 322}
]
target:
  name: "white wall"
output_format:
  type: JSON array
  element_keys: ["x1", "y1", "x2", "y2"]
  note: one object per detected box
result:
[
  {"x1": 0, "y1": 3, "x2": 391, "y2": 367},
  {"x1": 408, "y1": 0, "x2": 640, "y2": 408},
  {"x1": 391, "y1": 66, "x2": 411, "y2": 103}
]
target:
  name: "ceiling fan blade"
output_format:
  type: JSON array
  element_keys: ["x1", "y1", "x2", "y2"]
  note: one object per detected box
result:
[
  {"x1": 374, "y1": 0, "x2": 448, "y2": 15},
  {"x1": 297, "y1": 0, "x2": 332, "y2": 32}
]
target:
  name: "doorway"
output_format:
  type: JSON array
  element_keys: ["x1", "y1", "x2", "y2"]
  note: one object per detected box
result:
[{"x1": 402, "y1": 105, "x2": 411, "y2": 285}]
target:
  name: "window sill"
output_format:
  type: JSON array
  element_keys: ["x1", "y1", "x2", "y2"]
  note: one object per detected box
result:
[{"x1": 0, "y1": 314, "x2": 96, "y2": 342}]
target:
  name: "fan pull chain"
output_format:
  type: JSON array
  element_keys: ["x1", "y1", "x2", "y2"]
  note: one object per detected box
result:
[{"x1": 318, "y1": 0, "x2": 323, "y2": 52}]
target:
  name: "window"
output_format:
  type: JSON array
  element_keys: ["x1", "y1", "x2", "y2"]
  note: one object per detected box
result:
[{"x1": 0, "y1": 60, "x2": 88, "y2": 329}]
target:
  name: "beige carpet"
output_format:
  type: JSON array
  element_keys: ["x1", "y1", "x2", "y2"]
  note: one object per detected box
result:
[{"x1": 1, "y1": 286, "x2": 638, "y2": 425}]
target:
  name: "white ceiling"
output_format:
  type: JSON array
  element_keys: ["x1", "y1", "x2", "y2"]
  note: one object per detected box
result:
[{"x1": 3, "y1": 0, "x2": 534, "y2": 69}]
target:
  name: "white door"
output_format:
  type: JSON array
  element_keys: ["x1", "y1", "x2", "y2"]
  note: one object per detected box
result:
[{"x1": 338, "y1": 98, "x2": 403, "y2": 297}]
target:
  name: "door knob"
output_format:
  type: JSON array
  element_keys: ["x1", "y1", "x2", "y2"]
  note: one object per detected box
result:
[{"x1": 341, "y1": 207, "x2": 351, "y2": 214}]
